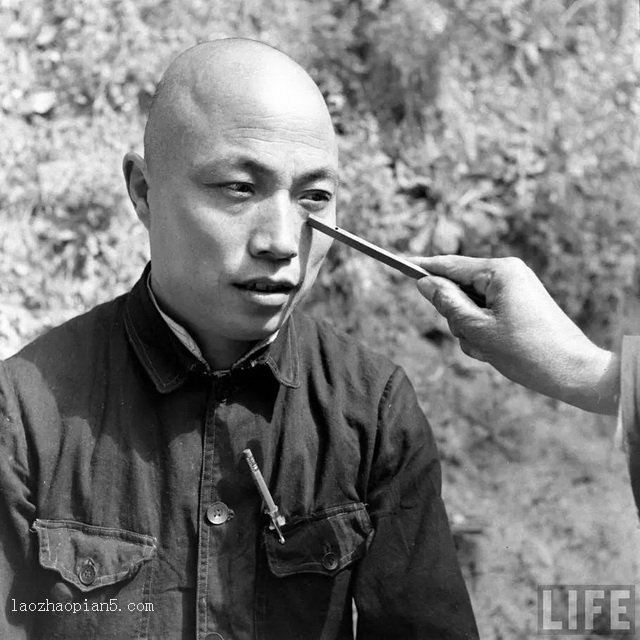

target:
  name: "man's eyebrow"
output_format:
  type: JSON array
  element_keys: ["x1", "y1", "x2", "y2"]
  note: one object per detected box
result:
[
  {"x1": 295, "y1": 168, "x2": 340, "y2": 187},
  {"x1": 193, "y1": 157, "x2": 339, "y2": 185}
]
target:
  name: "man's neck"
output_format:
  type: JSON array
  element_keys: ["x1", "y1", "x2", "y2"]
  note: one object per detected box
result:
[{"x1": 199, "y1": 337, "x2": 260, "y2": 372}]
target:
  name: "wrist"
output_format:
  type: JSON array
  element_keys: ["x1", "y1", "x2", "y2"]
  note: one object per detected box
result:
[{"x1": 560, "y1": 345, "x2": 619, "y2": 415}]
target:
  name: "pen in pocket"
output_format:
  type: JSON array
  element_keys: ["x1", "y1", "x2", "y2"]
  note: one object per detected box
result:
[{"x1": 243, "y1": 448, "x2": 286, "y2": 544}]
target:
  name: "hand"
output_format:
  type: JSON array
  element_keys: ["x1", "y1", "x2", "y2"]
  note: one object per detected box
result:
[{"x1": 412, "y1": 255, "x2": 619, "y2": 415}]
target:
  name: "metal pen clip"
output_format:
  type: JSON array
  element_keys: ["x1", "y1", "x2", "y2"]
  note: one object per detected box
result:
[{"x1": 243, "y1": 448, "x2": 286, "y2": 544}]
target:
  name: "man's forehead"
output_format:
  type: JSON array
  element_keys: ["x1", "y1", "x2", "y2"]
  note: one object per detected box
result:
[
  {"x1": 174, "y1": 93, "x2": 338, "y2": 169},
  {"x1": 145, "y1": 39, "x2": 337, "y2": 170}
]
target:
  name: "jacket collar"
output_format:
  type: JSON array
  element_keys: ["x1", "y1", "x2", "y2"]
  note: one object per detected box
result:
[{"x1": 124, "y1": 264, "x2": 300, "y2": 393}]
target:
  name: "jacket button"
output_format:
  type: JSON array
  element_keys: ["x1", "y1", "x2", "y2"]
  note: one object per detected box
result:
[
  {"x1": 206, "y1": 501, "x2": 234, "y2": 525},
  {"x1": 321, "y1": 551, "x2": 338, "y2": 571},
  {"x1": 78, "y1": 558, "x2": 97, "y2": 586}
]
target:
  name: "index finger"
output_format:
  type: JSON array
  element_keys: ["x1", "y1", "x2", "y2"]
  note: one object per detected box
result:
[{"x1": 410, "y1": 255, "x2": 495, "y2": 287}]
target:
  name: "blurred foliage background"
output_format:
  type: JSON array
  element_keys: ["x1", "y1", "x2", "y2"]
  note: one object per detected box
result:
[{"x1": 1, "y1": 0, "x2": 639, "y2": 637}]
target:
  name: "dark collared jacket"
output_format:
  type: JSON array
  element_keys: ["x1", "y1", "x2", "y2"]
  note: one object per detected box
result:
[{"x1": 0, "y1": 267, "x2": 478, "y2": 639}]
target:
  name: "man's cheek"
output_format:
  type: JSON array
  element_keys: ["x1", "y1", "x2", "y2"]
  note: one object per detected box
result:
[
  {"x1": 301, "y1": 254, "x2": 327, "y2": 294},
  {"x1": 304, "y1": 225, "x2": 332, "y2": 258},
  {"x1": 310, "y1": 239, "x2": 332, "y2": 270}
]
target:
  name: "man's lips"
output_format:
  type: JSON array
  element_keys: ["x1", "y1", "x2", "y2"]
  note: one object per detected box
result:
[{"x1": 234, "y1": 278, "x2": 300, "y2": 294}]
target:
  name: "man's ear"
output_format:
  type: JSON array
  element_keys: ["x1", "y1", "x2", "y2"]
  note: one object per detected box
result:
[{"x1": 122, "y1": 152, "x2": 151, "y2": 230}]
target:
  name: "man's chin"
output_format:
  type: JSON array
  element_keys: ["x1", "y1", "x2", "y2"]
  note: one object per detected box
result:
[
  {"x1": 245, "y1": 295, "x2": 300, "y2": 334},
  {"x1": 232, "y1": 312, "x2": 289, "y2": 343}
]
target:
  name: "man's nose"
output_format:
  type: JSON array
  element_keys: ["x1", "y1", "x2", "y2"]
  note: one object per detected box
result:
[{"x1": 249, "y1": 192, "x2": 300, "y2": 261}]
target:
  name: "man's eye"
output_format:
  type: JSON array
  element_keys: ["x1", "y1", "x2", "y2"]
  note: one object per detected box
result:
[
  {"x1": 221, "y1": 183, "x2": 254, "y2": 198},
  {"x1": 300, "y1": 191, "x2": 333, "y2": 210}
]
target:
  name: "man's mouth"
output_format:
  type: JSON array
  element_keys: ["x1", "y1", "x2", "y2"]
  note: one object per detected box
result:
[{"x1": 235, "y1": 279, "x2": 299, "y2": 294}]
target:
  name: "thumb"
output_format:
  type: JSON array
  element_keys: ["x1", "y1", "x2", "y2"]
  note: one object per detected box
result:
[
  {"x1": 416, "y1": 275, "x2": 438, "y2": 300},
  {"x1": 417, "y1": 275, "x2": 483, "y2": 320}
]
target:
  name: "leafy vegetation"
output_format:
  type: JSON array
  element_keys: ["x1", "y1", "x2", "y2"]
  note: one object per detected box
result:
[{"x1": 1, "y1": 0, "x2": 638, "y2": 637}]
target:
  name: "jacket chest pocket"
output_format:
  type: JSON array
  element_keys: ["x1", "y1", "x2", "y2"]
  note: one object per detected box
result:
[
  {"x1": 32, "y1": 519, "x2": 157, "y2": 640},
  {"x1": 256, "y1": 502, "x2": 374, "y2": 640}
]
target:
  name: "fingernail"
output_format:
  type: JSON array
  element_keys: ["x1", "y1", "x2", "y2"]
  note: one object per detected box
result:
[{"x1": 417, "y1": 277, "x2": 434, "y2": 297}]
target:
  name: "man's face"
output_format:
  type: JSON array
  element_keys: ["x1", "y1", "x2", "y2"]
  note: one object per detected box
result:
[{"x1": 143, "y1": 88, "x2": 338, "y2": 354}]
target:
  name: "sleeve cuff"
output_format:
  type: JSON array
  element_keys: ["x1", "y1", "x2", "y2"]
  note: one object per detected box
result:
[{"x1": 617, "y1": 335, "x2": 640, "y2": 513}]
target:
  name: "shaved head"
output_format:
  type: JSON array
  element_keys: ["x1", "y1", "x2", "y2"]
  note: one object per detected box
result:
[{"x1": 143, "y1": 38, "x2": 336, "y2": 174}]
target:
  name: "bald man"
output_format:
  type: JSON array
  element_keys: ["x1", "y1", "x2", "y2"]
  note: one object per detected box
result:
[{"x1": 0, "y1": 40, "x2": 478, "y2": 639}]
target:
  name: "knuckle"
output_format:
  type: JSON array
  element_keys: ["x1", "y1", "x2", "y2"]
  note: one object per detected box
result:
[
  {"x1": 490, "y1": 256, "x2": 526, "y2": 288},
  {"x1": 459, "y1": 338, "x2": 486, "y2": 362},
  {"x1": 448, "y1": 320, "x2": 459, "y2": 337},
  {"x1": 502, "y1": 256, "x2": 525, "y2": 272},
  {"x1": 448, "y1": 317, "x2": 465, "y2": 339},
  {"x1": 459, "y1": 338, "x2": 473, "y2": 356}
]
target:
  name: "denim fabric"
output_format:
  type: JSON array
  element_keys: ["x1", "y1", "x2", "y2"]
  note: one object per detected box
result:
[{"x1": 0, "y1": 265, "x2": 478, "y2": 639}]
